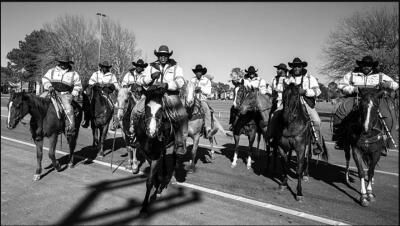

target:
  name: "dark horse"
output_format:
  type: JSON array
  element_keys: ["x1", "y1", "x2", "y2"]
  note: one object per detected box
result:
[
  {"x1": 230, "y1": 82, "x2": 271, "y2": 169},
  {"x1": 7, "y1": 91, "x2": 82, "y2": 181},
  {"x1": 272, "y1": 83, "x2": 328, "y2": 201},
  {"x1": 86, "y1": 84, "x2": 114, "y2": 158},
  {"x1": 133, "y1": 83, "x2": 177, "y2": 215},
  {"x1": 340, "y1": 88, "x2": 387, "y2": 207}
]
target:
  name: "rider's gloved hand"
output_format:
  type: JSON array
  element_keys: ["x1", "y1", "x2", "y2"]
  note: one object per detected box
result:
[
  {"x1": 159, "y1": 82, "x2": 168, "y2": 90},
  {"x1": 299, "y1": 88, "x2": 306, "y2": 95},
  {"x1": 381, "y1": 81, "x2": 392, "y2": 89},
  {"x1": 48, "y1": 86, "x2": 55, "y2": 93},
  {"x1": 151, "y1": 71, "x2": 161, "y2": 80},
  {"x1": 71, "y1": 90, "x2": 79, "y2": 97}
]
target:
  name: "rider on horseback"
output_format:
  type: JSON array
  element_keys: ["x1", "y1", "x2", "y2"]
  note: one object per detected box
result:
[
  {"x1": 286, "y1": 57, "x2": 323, "y2": 155},
  {"x1": 131, "y1": 45, "x2": 188, "y2": 155},
  {"x1": 333, "y1": 55, "x2": 398, "y2": 156},
  {"x1": 87, "y1": 61, "x2": 121, "y2": 131},
  {"x1": 228, "y1": 67, "x2": 245, "y2": 131},
  {"x1": 266, "y1": 63, "x2": 290, "y2": 141},
  {"x1": 271, "y1": 63, "x2": 290, "y2": 113},
  {"x1": 243, "y1": 66, "x2": 272, "y2": 96},
  {"x1": 40, "y1": 54, "x2": 83, "y2": 136},
  {"x1": 121, "y1": 59, "x2": 148, "y2": 89},
  {"x1": 190, "y1": 64, "x2": 219, "y2": 139}
]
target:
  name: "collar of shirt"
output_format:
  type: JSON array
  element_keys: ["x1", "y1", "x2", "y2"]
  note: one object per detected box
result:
[{"x1": 55, "y1": 66, "x2": 68, "y2": 74}]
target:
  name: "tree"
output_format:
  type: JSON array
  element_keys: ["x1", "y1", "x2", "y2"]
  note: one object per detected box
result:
[
  {"x1": 43, "y1": 14, "x2": 99, "y2": 84},
  {"x1": 101, "y1": 18, "x2": 141, "y2": 79},
  {"x1": 321, "y1": 7, "x2": 399, "y2": 80},
  {"x1": 6, "y1": 30, "x2": 51, "y2": 82}
]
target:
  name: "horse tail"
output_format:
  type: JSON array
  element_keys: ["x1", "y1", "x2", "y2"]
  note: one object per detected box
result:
[{"x1": 212, "y1": 114, "x2": 233, "y2": 137}]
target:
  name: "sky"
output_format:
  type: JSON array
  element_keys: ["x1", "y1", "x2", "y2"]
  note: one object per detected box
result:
[{"x1": 1, "y1": 2, "x2": 397, "y2": 85}]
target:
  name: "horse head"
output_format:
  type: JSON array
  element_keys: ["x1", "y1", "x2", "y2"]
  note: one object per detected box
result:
[
  {"x1": 239, "y1": 88, "x2": 257, "y2": 115},
  {"x1": 184, "y1": 81, "x2": 197, "y2": 107},
  {"x1": 233, "y1": 79, "x2": 245, "y2": 109},
  {"x1": 144, "y1": 83, "x2": 168, "y2": 139},
  {"x1": 282, "y1": 82, "x2": 303, "y2": 123},
  {"x1": 358, "y1": 88, "x2": 383, "y2": 134},
  {"x1": 116, "y1": 87, "x2": 134, "y2": 121},
  {"x1": 7, "y1": 92, "x2": 30, "y2": 129}
]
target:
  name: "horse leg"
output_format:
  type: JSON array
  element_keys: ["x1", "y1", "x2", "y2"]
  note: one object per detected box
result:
[
  {"x1": 296, "y1": 146, "x2": 306, "y2": 202},
  {"x1": 92, "y1": 126, "x2": 98, "y2": 147},
  {"x1": 209, "y1": 136, "x2": 215, "y2": 160},
  {"x1": 98, "y1": 125, "x2": 108, "y2": 158},
  {"x1": 67, "y1": 132, "x2": 78, "y2": 168},
  {"x1": 125, "y1": 146, "x2": 133, "y2": 170},
  {"x1": 344, "y1": 145, "x2": 352, "y2": 184},
  {"x1": 33, "y1": 139, "x2": 44, "y2": 181},
  {"x1": 188, "y1": 134, "x2": 200, "y2": 174},
  {"x1": 277, "y1": 146, "x2": 288, "y2": 190},
  {"x1": 367, "y1": 150, "x2": 380, "y2": 202},
  {"x1": 247, "y1": 130, "x2": 256, "y2": 170},
  {"x1": 352, "y1": 146, "x2": 369, "y2": 207},
  {"x1": 303, "y1": 142, "x2": 312, "y2": 182},
  {"x1": 231, "y1": 135, "x2": 240, "y2": 168},
  {"x1": 48, "y1": 133, "x2": 61, "y2": 172},
  {"x1": 140, "y1": 159, "x2": 160, "y2": 216}
]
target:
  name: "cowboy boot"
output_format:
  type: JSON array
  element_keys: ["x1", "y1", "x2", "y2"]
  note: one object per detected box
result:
[
  {"x1": 312, "y1": 125, "x2": 323, "y2": 155},
  {"x1": 65, "y1": 110, "x2": 76, "y2": 135}
]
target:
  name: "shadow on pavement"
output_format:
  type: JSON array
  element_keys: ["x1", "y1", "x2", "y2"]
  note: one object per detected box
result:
[{"x1": 55, "y1": 175, "x2": 201, "y2": 226}]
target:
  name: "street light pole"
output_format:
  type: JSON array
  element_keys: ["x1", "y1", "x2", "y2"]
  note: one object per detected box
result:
[{"x1": 96, "y1": 13, "x2": 106, "y2": 63}]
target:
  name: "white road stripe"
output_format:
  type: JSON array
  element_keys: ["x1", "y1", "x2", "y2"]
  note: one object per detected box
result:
[
  {"x1": 1, "y1": 135, "x2": 350, "y2": 225},
  {"x1": 334, "y1": 163, "x2": 398, "y2": 176}
]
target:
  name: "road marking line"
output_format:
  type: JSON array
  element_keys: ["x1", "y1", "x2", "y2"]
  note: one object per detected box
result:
[
  {"x1": 174, "y1": 182, "x2": 349, "y2": 225},
  {"x1": 333, "y1": 163, "x2": 398, "y2": 176},
  {"x1": 1, "y1": 135, "x2": 350, "y2": 225}
]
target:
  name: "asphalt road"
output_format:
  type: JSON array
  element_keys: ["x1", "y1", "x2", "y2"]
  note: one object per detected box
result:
[{"x1": 1, "y1": 96, "x2": 399, "y2": 225}]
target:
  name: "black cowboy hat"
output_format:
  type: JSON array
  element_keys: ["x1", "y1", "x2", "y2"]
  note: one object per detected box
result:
[
  {"x1": 154, "y1": 45, "x2": 173, "y2": 57},
  {"x1": 56, "y1": 55, "x2": 74, "y2": 65},
  {"x1": 274, "y1": 63, "x2": 288, "y2": 72},
  {"x1": 132, "y1": 59, "x2": 148, "y2": 68},
  {"x1": 245, "y1": 66, "x2": 258, "y2": 75},
  {"x1": 356, "y1": 55, "x2": 379, "y2": 67},
  {"x1": 288, "y1": 57, "x2": 308, "y2": 68},
  {"x1": 99, "y1": 60, "x2": 112, "y2": 68},
  {"x1": 192, "y1": 64, "x2": 207, "y2": 75}
]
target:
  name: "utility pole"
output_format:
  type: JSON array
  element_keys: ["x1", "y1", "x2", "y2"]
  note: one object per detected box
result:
[{"x1": 96, "y1": 13, "x2": 106, "y2": 63}]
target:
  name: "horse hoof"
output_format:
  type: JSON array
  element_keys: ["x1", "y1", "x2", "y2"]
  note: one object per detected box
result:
[
  {"x1": 247, "y1": 165, "x2": 251, "y2": 170},
  {"x1": 360, "y1": 196, "x2": 370, "y2": 207},
  {"x1": 125, "y1": 165, "x2": 132, "y2": 170},
  {"x1": 68, "y1": 163, "x2": 74, "y2": 169},
  {"x1": 139, "y1": 209, "x2": 149, "y2": 218},
  {"x1": 211, "y1": 153, "x2": 216, "y2": 160},
  {"x1": 187, "y1": 168, "x2": 195, "y2": 174},
  {"x1": 33, "y1": 174, "x2": 41, "y2": 181},
  {"x1": 296, "y1": 195, "x2": 304, "y2": 202},
  {"x1": 132, "y1": 166, "x2": 140, "y2": 174},
  {"x1": 367, "y1": 192, "x2": 376, "y2": 202},
  {"x1": 279, "y1": 185, "x2": 287, "y2": 191},
  {"x1": 303, "y1": 176, "x2": 309, "y2": 182},
  {"x1": 231, "y1": 163, "x2": 237, "y2": 168}
]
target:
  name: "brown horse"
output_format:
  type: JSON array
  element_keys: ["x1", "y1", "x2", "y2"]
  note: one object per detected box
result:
[
  {"x1": 7, "y1": 91, "x2": 82, "y2": 181},
  {"x1": 86, "y1": 84, "x2": 114, "y2": 158},
  {"x1": 181, "y1": 81, "x2": 227, "y2": 173},
  {"x1": 272, "y1": 83, "x2": 328, "y2": 202},
  {"x1": 340, "y1": 88, "x2": 387, "y2": 207}
]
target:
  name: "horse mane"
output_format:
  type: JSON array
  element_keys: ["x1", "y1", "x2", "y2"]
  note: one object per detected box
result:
[
  {"x1": 282, "y1": 83, "x2": 307, "y2": 125},
  {"x1": 18, "y1": 92, "x2": 51, "y2": 115}
]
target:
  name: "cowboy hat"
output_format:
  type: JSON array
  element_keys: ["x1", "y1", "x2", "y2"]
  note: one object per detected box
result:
[
  {"x1": 56, "y1": 55, "x2": 74, "y2": 64},
  {"x1": 154, "y1": 45, "x2": 173, "y2": 57},
  {"x1": 245, "y1": 66, "x2": 258, "y2": 75},
  {"x1": 356, "y1": 55, "x2": 379, "y2": 67},
  {"x1": 99, "y1": 60, "x2": 112, "y2": 68},
  {"x1": 132, "y1": 59, "x2": 148, "y2": 68},
  {"x1": 288, "y1": 57, "x2": 308, "y2": 68},
  {"x1": 273, "y1": 63, "x2": 288, "y2": 72},
  {"x1": 192, "y1": 64, "x2": 207, "y2": 75}
]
